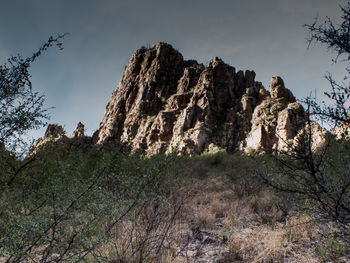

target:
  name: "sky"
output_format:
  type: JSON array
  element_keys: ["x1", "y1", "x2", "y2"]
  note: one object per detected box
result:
[{"x1": 0, "y1": 0, "x2": 348, "y2": 139}]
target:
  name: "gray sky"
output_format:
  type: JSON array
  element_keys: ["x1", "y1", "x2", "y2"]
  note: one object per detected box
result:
[{"x1": 0, "y1": 0, "x2": 347, "y2": 138}]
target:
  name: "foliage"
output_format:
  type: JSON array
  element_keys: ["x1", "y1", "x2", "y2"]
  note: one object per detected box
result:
[
  {"x1": 304, "y1": 1, "x2": 350, "y2": 126},
  {"x1": 258, "y1": 127, "x2": 350, "y2": 260},
  {"x1": 315, "y1": 237, "x2": 349, "y2": 262},
  {"x1": 257, "y1": 4, "x2": 350, "y2": 256},
  {"x1": 0, "y1": 35, "x2": 66, "y2": 151},
  {"x1": 0, "y1": 37, "x2": 192, "y2": 262},
  {"x1": 304, "y1": 1, "x2": 350, "y2": 227},
  {"x1": 0, "y1": 144, "x2": 190, "y2": 262},
  {"x1": 261, "y1": 127, "x2": 350, "y2": 225}
]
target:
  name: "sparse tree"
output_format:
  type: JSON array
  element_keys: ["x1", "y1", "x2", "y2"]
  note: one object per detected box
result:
[
  {"x1": 261, "y1": 2, "x2": 350, "y2": 247},
  {"x1": 294, "y1": 1, "x2": 350, "y2": 226},
  {"x1": 304, "y1": 1, "x2": 350, "y2": 126},
  {"x1": 0, "y1": 35, "x2": 66, "y2": 151}
]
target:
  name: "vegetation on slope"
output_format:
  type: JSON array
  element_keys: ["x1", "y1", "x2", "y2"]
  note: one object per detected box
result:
[
  {"x1": 1, "y1": 146, "x2": 349, "y2": 262},
  {"x1": 1, "y1": 2, "x2": 350, "y2": 262}
]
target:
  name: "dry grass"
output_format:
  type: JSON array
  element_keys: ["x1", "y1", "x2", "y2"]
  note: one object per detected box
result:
[
  {"x1": 194, "y1": 207, "x2": 216, "y2": 227},
  {"x1": 92, "y1": 209, "x2": 189, "y2": 263},
  {"x1": 223, "y1": 202, "x2": 251, "y2": 230},
  {"x1": 227, "y1": 227, "x2": 291, "y2": 262},
  {"x1": 94, "y1": 170, "x2": 346, "y2": 263},
  {"x1": 224, "y1": 210, "x2": 318, "y2": 262},
  {"x1": 190, "y1": 180, "x2": 233, "y2": 227},
  {"x1": 4, "y1": 149, "x2": 348, "y2": 263},
  {"x1": 210, "y1": 199, "x2": 230, "y2": 218},
  {"x1": 72, "y1": 154, "x2": 350, "y2": 262},
  {"x1": 180, "y1": 169, "x2": 326, "y2": 263},
  {"x1": 285, "y1": 214, "x2": 315, "y2": 242},
  {"x1": 225, "y1": 217, "x2": 319, "y2": 263}
]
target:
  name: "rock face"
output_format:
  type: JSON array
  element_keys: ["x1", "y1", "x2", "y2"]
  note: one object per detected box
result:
[
  {"x1": 30, "y1": 122, "x2": 91, "y2": 155},
  {"x1": 333, "y1": 118, "x2": 350, "y2": 140},
  {"x1": 245, "y1": 78, "x2": 305, "y2": 153},
  {"x1": 72, "y1": 122, "x2": 85, "y2": 137},
  {"x1": 92, "y1": 43, "x2": 309, "y2": 155},
  {"x1": 44, "y1": 124, "x2": 65, "y2": 138}
]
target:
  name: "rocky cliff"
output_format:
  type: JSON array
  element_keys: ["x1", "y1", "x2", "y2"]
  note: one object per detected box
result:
[{"x1": 90, "y1": 42, "x2": 308, "y2": 155}]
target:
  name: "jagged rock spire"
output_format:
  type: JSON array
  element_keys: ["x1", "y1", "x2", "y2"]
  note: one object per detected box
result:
[
  {"x1": 32, "y1": 43, "x2": 324, "y2": 156},
  {"x1": 72, "y1": 122, "x2": 85, "y2": 137},
  {"x1": 93, "y1": 43, "x2": 307, "y2": 154}
]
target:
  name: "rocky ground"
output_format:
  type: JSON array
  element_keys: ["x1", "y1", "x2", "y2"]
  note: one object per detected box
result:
[{"x1": 166, "y1": 175, "x2": 345, "y2": 263}]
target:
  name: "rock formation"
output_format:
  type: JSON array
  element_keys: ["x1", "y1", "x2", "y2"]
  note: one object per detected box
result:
[
  {"x1": 44, "y1": 124, "x2": 65, "y2": 138},
  {"x1": 72, "y1": 122, "x2": 85, "y2": 137},
  {"x1": 245, "y1": 77, "x2": 306, "y2": 153},
  {"x1": 31, "y1": 42, "x2": 332, "y2": 156},
  {"x1": 92, "y1": 42, "x2": 310, "y2": 155},
  {"x1": 30, "y1": 123, "x2": 91, "y2": 155}
]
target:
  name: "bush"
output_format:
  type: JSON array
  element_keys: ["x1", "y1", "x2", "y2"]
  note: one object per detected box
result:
[
  {"x1": 0, "y1": 35, "x2": 66, "y2": 153},
  {"x1": 0, "y1": 147, "x2": 189, "y2": 262}
]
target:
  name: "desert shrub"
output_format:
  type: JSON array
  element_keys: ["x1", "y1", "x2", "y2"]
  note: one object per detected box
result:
[
  {"x1": 0, "y1": 146, "x2": 190, "y2": 262},
  {"x1": 261, "y1": 133, "x2": 350, "y2": 226},
  {"x1": 0, "y1": 35, "x2": 65, "y2": 154},
  {"x1": 225, "y1": 213, "x2": 318, "y2": 263},
  {"x1": 315, "y1": 237, "x2": 349, "y2": 262}
]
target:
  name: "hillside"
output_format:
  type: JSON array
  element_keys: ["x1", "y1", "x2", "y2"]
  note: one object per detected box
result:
[{"x1": 2, "y1": 43, "x2": 349, "y2": 263}]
